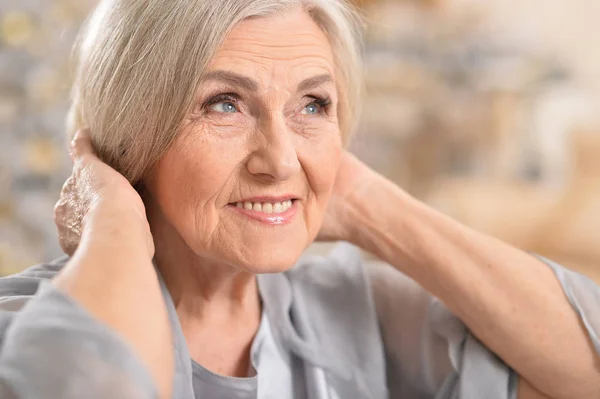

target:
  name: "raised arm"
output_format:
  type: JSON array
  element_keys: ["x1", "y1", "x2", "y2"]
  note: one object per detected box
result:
[
  {"x1": 321, "y1": 152, "x2": 600, "y2": 399},
  {"x1": 0, "y1": 130, "x2": 173, "y2": 398},
  {"x1": 52, "y1": 130, "x2": 173, "y2": 399}
]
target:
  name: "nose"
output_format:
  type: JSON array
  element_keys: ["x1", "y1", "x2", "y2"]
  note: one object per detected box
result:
[{"x1": 246, "y1": 115, "x2": 300, "y2": 183}]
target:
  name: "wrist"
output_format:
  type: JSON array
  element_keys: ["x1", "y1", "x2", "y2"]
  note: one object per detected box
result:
[
  {"x1": 342, "y1": 174, "x2": 416, "y2": 259},
  {"x1": 81, "y1": 198, "x2": 154, "y2": 259}
]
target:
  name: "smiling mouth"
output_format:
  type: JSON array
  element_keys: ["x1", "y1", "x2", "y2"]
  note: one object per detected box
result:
[
  {"x1": 227, "y1": 199, "x2": 298, "y2": 225},
  {"x1": 231, "y1": 199, "x2": 294, "y2": 214}
]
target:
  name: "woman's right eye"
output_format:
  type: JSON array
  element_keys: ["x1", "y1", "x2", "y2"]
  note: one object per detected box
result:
[{"x1": 209, "y1": 101, "x2": 238, "y2": 113}]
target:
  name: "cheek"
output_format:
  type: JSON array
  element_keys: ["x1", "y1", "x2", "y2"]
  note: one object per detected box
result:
[
  {"x1": 297, "y1": 136, "x2": 340, "y2": 242},
  {"x1": 149, "y1": 133, "x2": 241, "y2": 236},
  {"x1": 201, "y1": 114, "x2": 255, "y2": 139},
  {"x1": 298, "y1": 131, "x2": 342, "y2": 205}
]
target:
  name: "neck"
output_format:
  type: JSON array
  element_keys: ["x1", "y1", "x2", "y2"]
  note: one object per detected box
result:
[
  {"x1": 147, "y1": 200, "x2": 259, "y2": 321},
  {"x1": 144, "y1": 193, "x2": 261, "y2": 377},
  {"x1": 156, "y1": 248, "x2": 260, "y2": 321},
  {"x1": 149, "y1": 214, "x2": 260, "y2": 322}
]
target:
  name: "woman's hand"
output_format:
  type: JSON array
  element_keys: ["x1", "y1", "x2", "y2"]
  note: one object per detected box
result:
[
  {"x1": 54, "y1": 129, "x2": 153, "y2": 258},
  {"x1": 318, "y1": 151, "x2": 383, "y2": 242},
  {"x1": 52, "y1": 130, "x2": 173, "y2": 399}
]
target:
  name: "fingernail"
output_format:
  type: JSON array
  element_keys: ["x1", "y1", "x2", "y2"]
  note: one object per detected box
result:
[{"x1": 71, "y1": 130, "x2": 81, "y2": 147}]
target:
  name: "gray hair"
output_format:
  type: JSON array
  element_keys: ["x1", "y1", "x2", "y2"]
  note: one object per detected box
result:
[{"x1": 67, "y1": 0, "x2": 364, "y2": 183}]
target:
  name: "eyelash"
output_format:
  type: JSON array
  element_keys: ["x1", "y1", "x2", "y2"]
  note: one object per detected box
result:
[
  {"x1": 201, "y1": 93, "x2": 332, "y2": 115},
  {"x1": 304, "y1": 95, "x2": 332, "y2": 114},
  {"x1": 203, "y1": 93, "x2": 240, "y2": 110}
]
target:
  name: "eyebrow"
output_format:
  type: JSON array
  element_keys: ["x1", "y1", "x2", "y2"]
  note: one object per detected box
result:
[
  {"x1": 201, "y1": 70, "x2": 259, "y2": 92},
  {"x1": 297, "y1": 73, "x2": 333, "y2": 92},
  {"x1": 201, "y1": 70, "x2": 333, "y2": 93}
]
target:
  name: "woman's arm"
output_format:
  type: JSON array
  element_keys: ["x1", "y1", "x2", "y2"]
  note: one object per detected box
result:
[
  {"x1": 51, "y1": 131, "x2": 173, "y2": 399},
  {"x1": 519, "y1": 379, "x2": 553, "y2": 399},
  {"x1": 53, "y1": 208, "x2": 173, "y2": 399},
  {"x1": 328, "y1": 154, "x2": 600, "y2": 399},
  {"x1": 0, "y1": 266, "x2": 160, "y2": 399}
]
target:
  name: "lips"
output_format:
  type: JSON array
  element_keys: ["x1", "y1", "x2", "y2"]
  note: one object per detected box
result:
[{"x1": 228, "y1": 198, "x2": 298, "y2": 225}]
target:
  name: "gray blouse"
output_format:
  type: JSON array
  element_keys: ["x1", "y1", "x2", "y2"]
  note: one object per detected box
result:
[{"x1": 0, "y1": 243, "x2": 598, "y2": 398}]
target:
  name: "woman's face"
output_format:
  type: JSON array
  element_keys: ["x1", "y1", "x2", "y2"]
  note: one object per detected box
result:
[{"x1": 146, "y1": 8, "x2": 342, "y2": 273}]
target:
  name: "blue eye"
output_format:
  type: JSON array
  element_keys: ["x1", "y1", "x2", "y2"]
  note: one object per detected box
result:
[
  {"x1": 302, "y1": 103, "x2": 321, "y2": 115},
  {"x1": 210, "y1": 101, "x2": 238, "y2": 113}
]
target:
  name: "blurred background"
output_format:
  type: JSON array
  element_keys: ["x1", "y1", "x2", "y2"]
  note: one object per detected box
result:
[{"x1": 0, "y1": 0, "x2": 599, "y2": 282}]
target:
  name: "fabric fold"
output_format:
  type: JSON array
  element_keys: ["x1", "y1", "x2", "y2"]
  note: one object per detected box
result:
[
  {"x1": 538, "y1": 256, "x2": 600, "y2": 355},
  {"x1": 0, "y1": 281, "x2": 158, "y2": 399}
]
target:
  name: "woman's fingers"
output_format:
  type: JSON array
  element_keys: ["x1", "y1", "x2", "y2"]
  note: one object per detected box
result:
[
  {"x1": 69, "y1": 129, "x2": 95, "y2": 160},
  {"x1": 57, "y1": 129, "x2": 97, "y2": 256},
  {"x1": 54, "y1": 174, "x2": 81, "y2": 256}
]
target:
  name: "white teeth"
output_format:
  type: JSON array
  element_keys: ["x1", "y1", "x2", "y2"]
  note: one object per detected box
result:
[
  {"x1": 235, "y1": 200, "x2": 295, "y2": 214},
  {"x1": 283, "y1": 200, "x2": 292, "y2": 211}
]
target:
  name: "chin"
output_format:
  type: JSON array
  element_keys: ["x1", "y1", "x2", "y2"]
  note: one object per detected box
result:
[{"x1": 232, "y1": 239, "x2": 310, "y2": 274}]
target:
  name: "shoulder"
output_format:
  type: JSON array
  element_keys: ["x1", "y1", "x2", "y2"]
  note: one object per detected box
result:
[
  {"x1": 287, "y1": 242, "x2": 367, "y2": 288},
  {"x1": 288, "y1": 244, "x2": 431, "y2": 311},
  {"x1": 279, "y1": 243, "x2": 389, "y2": 396},
  {"x1": 285, "y1": 242, "x2": 384, "y2": 353},
  {"x1": 0, "y1": 256, "x2": 69, "y2": 308},
  {"x1": 284, "y1": 243, "x2": 379, "y2": 315}
]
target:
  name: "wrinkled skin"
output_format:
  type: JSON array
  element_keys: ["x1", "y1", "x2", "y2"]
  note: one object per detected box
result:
[
  {"x1": 55, "y1": 9, "x2": 374, "y2": 274},
  {"x1": 54, "y1": 131, "x2": 154, "y2": 257},
  {"x1": 142, "y1": 9, "x2": 342, "y2": 274},
  {"x1": 54, "y1": 131, "x2": 372, "y2": 262}
]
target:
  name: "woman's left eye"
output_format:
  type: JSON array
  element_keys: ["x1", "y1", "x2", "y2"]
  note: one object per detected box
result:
[
  {"x1": 300, "y1": 96, "x2": 331, "y2": 116},
  {"x1": 302, "y1": 103, "x2": 321, "y2": 115},
  {"x1": 210, "y1": 101, "x2": 238, "y2": 113}
]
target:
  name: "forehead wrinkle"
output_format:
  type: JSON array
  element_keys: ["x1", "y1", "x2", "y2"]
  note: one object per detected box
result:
[
  {"x1": 216, "y1": 46, "x2": 333, "y2": 67},
  {"x1": 219, "y1": 10, "x2": 335, "y2": 63},
  {"x1": 229, "y1": 12, "x2": 329, "y2": 48},
  {"x1": 213, "y1": 54, "x2": 333, "y2": 81},
  {"x1": 207, "y1": 59, "x2": 334, "y2": 99},
  {"x1": 222, "y1": 35, "x2": 330, "y2": 53}
]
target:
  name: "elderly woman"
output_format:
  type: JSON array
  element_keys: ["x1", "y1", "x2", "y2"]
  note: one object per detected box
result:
[{"x1": 1, "y1": 1, "x2": 599, "y2": 398}]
